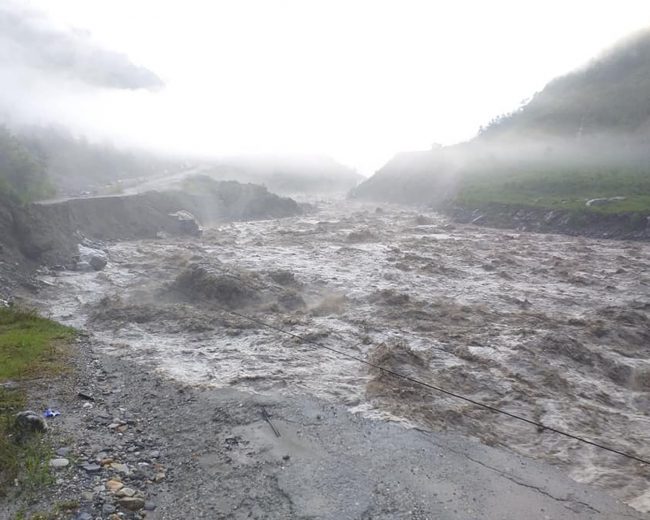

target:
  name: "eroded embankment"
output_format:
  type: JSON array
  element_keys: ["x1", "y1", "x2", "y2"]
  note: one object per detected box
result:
[
  {"x1": 444, "y1": 202, "x2": 650, "y2": 240},
  {"x1": 2, "y1": 181, "x2": 302, "y2": 268},
  {"x1": 30, "y1": 200, "x2": 650, "y2": 514}
]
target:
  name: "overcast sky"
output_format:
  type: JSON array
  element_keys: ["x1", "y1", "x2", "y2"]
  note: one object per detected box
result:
[{"x1": 13, "y1": 0, "x2": 650, "y2": 173}]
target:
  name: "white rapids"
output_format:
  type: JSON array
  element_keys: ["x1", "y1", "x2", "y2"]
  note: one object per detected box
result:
[{"x1": 32, "y1": 199, "x2": 650, "y2": 513}]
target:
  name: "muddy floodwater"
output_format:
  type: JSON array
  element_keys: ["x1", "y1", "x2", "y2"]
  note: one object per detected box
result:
[{"x1": 33, "y1": 200, "x2": 650, "y2": 512}]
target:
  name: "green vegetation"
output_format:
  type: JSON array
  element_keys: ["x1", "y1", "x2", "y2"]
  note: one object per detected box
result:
[
  {"x1": 0, "y1": 127, "x2": 53, "y2": 203},
  {"x1": 457, "y1": 165, "x2": 650, "y2": 214},
  {"x1": 23, "y1": 126, "x2": 176, "y2": 195},
  {"x1": 464, "y1": 30, "x2": 650, "y2": 214},
  {"x1": 353, "y1": 29, "x2": 650, "y2": 216},
  {"x1": 14, "y1": 500, "x2": 80, "y2": 520},
  {"x1": 481, "y1": 29, "x2": 650, "y2": 139},
  {"x1": 0, "y1": 124, "x2": 179, "y2": 203},
  {"x1": 0, "y1": 308, "x2": 74, "y2": 381},
  {"x1": 0, "y1": 307, "x2": 74, "y2": 497}
]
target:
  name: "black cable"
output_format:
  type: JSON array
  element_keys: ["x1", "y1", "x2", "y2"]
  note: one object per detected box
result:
[
  {"x1": 217, "y1": 305, "x2": 650, "y2": 466},
  {"x1": 132, "y1": 260, "x2": 650, "y2": 464}
]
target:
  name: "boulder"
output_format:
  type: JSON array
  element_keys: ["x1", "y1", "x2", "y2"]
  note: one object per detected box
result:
[
  {"x1": 15, "y1": 410, "x2": 47, "y2": 434},
  {"x1": 168, "y1": 210, "x2": 202, "y2": 236},
  {"x1": 77, "y1": 244, "x2": 108, "y2": 271}
]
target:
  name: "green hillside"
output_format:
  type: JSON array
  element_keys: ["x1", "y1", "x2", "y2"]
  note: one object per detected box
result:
[
  {"x1": 0, "y1": 125, "x2": 178, "y2": 202},
  {"x1": 0, "y1": 127, "x2": 55, "y2": 203},
  {"x1": 481, "y1": 29, "x2": 650, "y2": 139},
  {"x1": 352, "y1": 29, "x2": 650, "y2": 215}
]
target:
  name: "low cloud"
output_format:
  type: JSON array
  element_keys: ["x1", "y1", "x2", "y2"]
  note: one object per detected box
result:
[{"x1": 0, "y1": 1, "x2": 163, "y2": 90}]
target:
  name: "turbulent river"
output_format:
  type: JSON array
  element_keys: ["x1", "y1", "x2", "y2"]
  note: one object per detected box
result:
[{"x1": 32, "y1": 199, "x2": 650, "y2": 512}]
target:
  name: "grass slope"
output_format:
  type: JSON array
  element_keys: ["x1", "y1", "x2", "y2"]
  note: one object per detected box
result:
[
  {"x1": 457, "y1": 164, "x2": 650, "y2": 214},
  {"x1": 0, "y1": 308, "x2": 74, "y2": 498}
]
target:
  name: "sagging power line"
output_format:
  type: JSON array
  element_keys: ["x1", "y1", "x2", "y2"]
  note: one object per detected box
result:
[{"x1": 215, "y1": 304, "x2": 650, "y2": 466}]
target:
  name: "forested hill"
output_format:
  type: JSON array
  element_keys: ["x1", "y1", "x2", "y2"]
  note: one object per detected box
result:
[
  {"x1": 0, "y1": 125, "x2": 178, "y2": 202},
  {"x1": 351, "y1": 28, "x2": 650, "y2": 213},
  {"x1": 0, "y1": 126, "x2": 53, "y2": 202},
  {"x1": 480, "y1": 29, "x2": 650, "y2": 140}
]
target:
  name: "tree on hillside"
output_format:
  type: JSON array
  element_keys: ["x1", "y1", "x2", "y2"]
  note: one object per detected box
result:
[{"x1": 0, "y1": 126, "x2": 52, "y2": 202}]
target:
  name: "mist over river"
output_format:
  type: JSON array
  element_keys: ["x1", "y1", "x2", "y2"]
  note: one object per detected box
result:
[{"x1": 32, "y1": 199, "x2": 650, "y2": 513}]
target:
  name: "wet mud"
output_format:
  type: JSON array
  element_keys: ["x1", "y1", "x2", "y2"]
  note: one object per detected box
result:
[{"x1": 32, "y1": 200, "x2": 650, "y2": 513}]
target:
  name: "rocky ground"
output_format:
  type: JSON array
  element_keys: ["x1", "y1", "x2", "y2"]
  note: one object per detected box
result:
[{"x1": 1, "y1": 335, "x2": 645, "y2": 519}]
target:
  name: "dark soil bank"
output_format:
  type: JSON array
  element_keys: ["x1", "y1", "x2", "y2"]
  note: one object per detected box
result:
[
  {"x1": 0, "y1": 182, "x2": 302, "y2": 301},
  {"x1": 445, "y1": 202, "x2": 650, "y2": 240}
]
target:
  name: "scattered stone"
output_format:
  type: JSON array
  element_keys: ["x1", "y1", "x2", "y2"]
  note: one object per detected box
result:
[
  {"x1": 75, "y1": 513, "x2": 92, "y2": 520},
  {"x1": 82, "y1": 462, "x2": 102, "y2": 473},
  {"x1": 49, "y1": 458, "x2": 70, "y2": 469},
  {"x1": 153, "y1": 471, "x2": 166, "y2": 482},
  {"x1": 116, "y1": 487, "x2": 136, "y2": 498},
  {"x1": 102, "y1": 504, "x2": 117, "y2": 514},
  {"x1": 56, "y1": 446, "x2": 71, "y2": 456},
  {"x1": 106, "y1": 479, "x2": 124, "y2": 493},
  {"x1": 149, "y1": 450, "x2": 160, "y2": 459},
  {"x1": 118, "y1": 497, "x2": 146, "y2": 511},
  {"x1": 144, "y1": 501, "x2": 157, "y2": 511},
  {"x1": 111, "y1": 462, "x2": 130, "y2": 474},
  {"x1": 77, "y1": 391, "x2": 95, "y2": 401},
  {"x1": 81, "y1": 491, "x2": 94, "y2": 502}
]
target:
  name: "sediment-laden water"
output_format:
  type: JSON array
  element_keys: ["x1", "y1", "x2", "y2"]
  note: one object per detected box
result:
[{"x1": 32, "y1": 200, "x2": 650, "y2": 512}]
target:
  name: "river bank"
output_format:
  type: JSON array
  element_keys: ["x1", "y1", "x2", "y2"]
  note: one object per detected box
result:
[
  {"x1": 24, "y1": 198, "x2": 650, "y2": 515},
  {"x1": 3, "y1": 196, "x2": 650, "y2": 518},
  {"x1": 443, "y1": 202, "x2": 650, "y2": 241},
  {"x1": 2, "y1": 334, "x2": 644, "y2": 519}
]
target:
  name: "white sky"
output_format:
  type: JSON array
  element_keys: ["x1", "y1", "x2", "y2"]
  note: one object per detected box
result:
[{"x1": 24, "y1": 0, "x2": 650, "y2": 174}]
